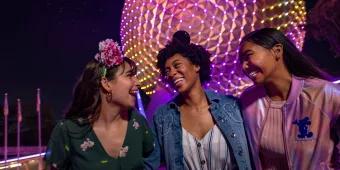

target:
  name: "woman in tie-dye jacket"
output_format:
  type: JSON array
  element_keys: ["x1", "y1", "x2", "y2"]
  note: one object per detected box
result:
[{"x1": 238, "y1": 28, "x2": 340, "y2": 170}]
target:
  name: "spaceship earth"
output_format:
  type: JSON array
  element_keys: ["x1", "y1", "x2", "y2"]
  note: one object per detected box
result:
[{"x1": 120, "y1": 0, "x2": 306, "y2": 96}]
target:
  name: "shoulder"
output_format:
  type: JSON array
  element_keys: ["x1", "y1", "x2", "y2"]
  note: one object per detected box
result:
[
  {"x1": 131, "y1": 109, "x2": 149, "y2": 124},
  {"x1": 308, "y1": 77, "x2": 339, "y2": 87},
  {"x1": 153, "y1": 98, "x2": 176, "y2": 116},
  {"x1": 49, "y1": 120, "x2": 73, "y2": 139},
  {"x1": 205, "y1": 90, "x2": 241, "y2": 110},
  {"x1": 239, "y1": 85, "x2": 266, "y2": 108},
  {"x1": 51, "y1": 118, "x2": 91, "y2": 139},
  {"x1": 221, "y1": 94, "x2": 239, "y2": 104},
  {"x1": 240, "y1": 85, "x2": 263, "y2": 96},
  {"x1": 53, "y1": 119, "x2": 75, "y2": 131},
  {"x1": 302, "y1": 77, "x2": 340, "y2": 95},
  {"x1": 205, "y1": 91, "x2": 244, "y2": 122},
  {"x1": 239, "y1": 85, "x2": 265, "y2": 100},
  {"x1": 301, "y1": 77, "x2": 340, "y2": 119},
  {"x1": 205, "y1": 90, "x2": 237, "y2": 102},
  {"x1": 303, "y1": 77, "x2": 331, "y2": 88},
  {"x1": 151, "y1": 98, "x2": 178, "y2": 126}
]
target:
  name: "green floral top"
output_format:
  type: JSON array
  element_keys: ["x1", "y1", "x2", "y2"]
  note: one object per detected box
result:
[{"x1": 44, "y1": 110, "x2": 154, "y2": 170}]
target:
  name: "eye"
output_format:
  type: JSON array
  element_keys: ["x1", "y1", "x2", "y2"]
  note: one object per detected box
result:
[
  {"x1": 125, "y1": 71, "x2": 134, "y2": 77},
  {"x1": 240, "y1": 53, "x2": 251, "y2": 63},
  {"x1": 174, "y1": 63, "x2": 181, "y2": 68}
]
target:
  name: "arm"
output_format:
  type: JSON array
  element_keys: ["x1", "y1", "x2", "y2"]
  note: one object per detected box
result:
[
  {"x1": 140, "y1": 115, "x2": 154, "y2": 157},
  {"x1": 43, "y1": 121, "x2": 71, "y2": 170},
  {"x1": 235, "y1": 98, "x2": 256, "y2": 170},
  {"x1": 334, "y1": 116, "x2": 340, "y2": 168},
  {"x1": 330, "y1": 84, "x2": 340, "y2": 168},
  {"x1": 39, "y1": 161, "x2": 58, "y2": 170},
  {"x1": 144, "y1": 110, "x2": 163, "y2": 170}
]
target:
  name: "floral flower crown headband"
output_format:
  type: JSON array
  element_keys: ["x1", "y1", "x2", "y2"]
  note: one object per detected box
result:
[{"x1": 94, "y1": 39, "x2": 124, "y2": 77}]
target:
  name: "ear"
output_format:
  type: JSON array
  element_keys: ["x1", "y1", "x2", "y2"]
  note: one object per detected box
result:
[
  {"x1": 100, "y1": 77, "x2": 111, "y2": 92},
  {"x1": 194, "y1": 64, "x2": 200, "y2": 73},
  {"x1": 272, "y1": 43, "x2": 283, "y2": 61}
]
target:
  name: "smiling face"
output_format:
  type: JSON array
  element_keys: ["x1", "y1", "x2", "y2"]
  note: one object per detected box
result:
[
  {"x1": 239, "y1": 41, "x2": 281, "y2": 85},
  {"x1": 102, "y1": 61, "x2": 140, "y2": 109},
  {"x1": 164, "y1": 53, "x2": 201, "y2": 93}
]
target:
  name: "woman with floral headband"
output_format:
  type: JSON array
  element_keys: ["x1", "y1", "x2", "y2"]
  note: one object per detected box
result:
[{"x1": 43, "y1": 39, "x2": 154, "y2": 169}]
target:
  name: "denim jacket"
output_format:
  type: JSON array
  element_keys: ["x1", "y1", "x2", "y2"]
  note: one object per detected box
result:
[{"x1": 144, "y1": 90, "x2": 252, "y2": 170}]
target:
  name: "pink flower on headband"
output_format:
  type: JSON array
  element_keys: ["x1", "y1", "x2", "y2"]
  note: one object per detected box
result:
[{"x1": 94, "y1": 39, "x2": 124, "y2": 67}]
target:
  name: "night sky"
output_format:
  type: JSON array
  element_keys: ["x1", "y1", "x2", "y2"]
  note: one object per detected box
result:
[
  {"x1": 1, "y1": 0, "x2": 125, "y2": 119},
  {"x1": 1, "y1": 0, "x2": 339, "y2": 121}
]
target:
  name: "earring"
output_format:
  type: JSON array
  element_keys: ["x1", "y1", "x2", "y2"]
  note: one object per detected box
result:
[
  {"x1": 106, "y1": 91, "x2": 112, "y2": 103},
  {"x1": 275, "y1": 54, "x2": 280, "y2": 61}
]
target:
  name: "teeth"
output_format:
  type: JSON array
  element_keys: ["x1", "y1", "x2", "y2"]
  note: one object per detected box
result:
[
  {"x1": 249, "y1": 71, "x2": 257, "y2": 78},
  {"x1": 174, "y1": 78, "x2": 184, "y2": 84},
  {"x1": 129, "y1": 90, "x2": 138, "y2": 94}
]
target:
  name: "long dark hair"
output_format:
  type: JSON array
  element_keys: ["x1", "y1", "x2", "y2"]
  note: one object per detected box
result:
[
  {"x1": 65, "y1": 57, "x2": 137, "y2": 122},
  {"x1": 240, "y1": 28, "x2": 330, "y2": 80},
  {"x1": 156, "y1": 30, "x2": 212, "y2": 83}
]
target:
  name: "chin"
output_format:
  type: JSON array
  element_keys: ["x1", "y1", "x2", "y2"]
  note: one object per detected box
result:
[
  {"x1": 128, "y1": 105, "x2": 135, "y2": 109},
  {"x1": 177, "y1": 87, "x2": 190, "y2": 94},
  {"x1": 128, "y1": 100, "x2": 136, "y2": 108},
  {"x1": 253, "y1": 79, "x2": 265, "y2": 85}
]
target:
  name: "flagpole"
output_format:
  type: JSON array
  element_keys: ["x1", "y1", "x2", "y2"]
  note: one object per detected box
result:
[
  {"x1": 16, "y1": 98, "x2": 22, "y2": 167},
  {"x1": 36, "y1": 88, "x2": 41, "y2": 155},
  {"x1": 3, "y1": 93, "x2": 9, "y2": 166}
]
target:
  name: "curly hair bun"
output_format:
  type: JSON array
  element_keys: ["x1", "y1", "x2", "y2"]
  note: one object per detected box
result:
[{"x1": 172, "y1": 30, "x2": 190, "y2": 46}]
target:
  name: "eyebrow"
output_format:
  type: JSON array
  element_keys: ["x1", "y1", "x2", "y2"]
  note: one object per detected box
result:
[
  {"x1": 240, "y1": 49, "x2": 252, "y2": 56},
  {"x1": 165, "y1": 59, "x2": 181, "y2": 69},
  {"x1": 125, "y1": 68, "x2": 134, "y2": 74},
  {"x1": 171, "y1": 59, "x2": 181, "y2": 64}
]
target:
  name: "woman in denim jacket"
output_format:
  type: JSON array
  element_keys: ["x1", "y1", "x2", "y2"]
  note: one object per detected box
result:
[{"x1": 145, "y1": 31, "x2": 252, "y2": 170}]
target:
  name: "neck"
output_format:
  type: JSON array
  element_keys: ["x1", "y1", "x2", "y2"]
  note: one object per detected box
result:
[
  {"x1": 95, "y1": 97, "x2": 129, "y2": 127},
  {"x1": 264, "y1": 71, "x2": 292, "y2": 101},
  {"x1": 180, "y1": 86, "x2": 208, "y2": 109}
]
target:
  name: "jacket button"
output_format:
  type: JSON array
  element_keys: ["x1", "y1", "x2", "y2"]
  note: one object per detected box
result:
[
  {"x1": 238, "y1": 150, "x2": 243, "y2": 156},
  {"x1": 201, "y1": 160, "x2": 206, "y2": 165},
  {"x1": 231, "y1": 133, "x2": 236, "y2": 138},
  {"x1": 197, "y1": 142, "x2": 201, "y2": 147}
]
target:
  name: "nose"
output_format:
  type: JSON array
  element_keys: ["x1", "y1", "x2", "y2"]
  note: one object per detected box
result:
[
  {"x1": 241, "y1": 61, "x2": 251, "y2": 76},
  {"x1": 242, "y1": 60, "x2": 248, "y2": 71},
  {"x1": 167, "y1": 68, "x2": 177, "y2": 79}
]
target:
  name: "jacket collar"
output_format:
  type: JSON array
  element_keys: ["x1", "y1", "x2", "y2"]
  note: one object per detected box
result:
[
  {"x1": 167, "y1": 89, "x2": 221, "y2": 110},
  {"x1": 286, "y1": 75, "x2": 304, "y2": 104}
]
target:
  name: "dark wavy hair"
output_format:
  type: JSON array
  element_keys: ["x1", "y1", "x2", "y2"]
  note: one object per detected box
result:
[
  {"x1": 65, "y1": 57, "x2": 137, "y2": 122},
  {"x1": 239, "y1": 28, "x2": 330, "y2": 80},
  {"x1": 156, "y1": 30, "x2": 212, "y2": 84}
]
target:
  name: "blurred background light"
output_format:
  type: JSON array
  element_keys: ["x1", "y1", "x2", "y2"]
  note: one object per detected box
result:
[{"x1": 121, "y1": 0, "x2": 306, "y2": 96}]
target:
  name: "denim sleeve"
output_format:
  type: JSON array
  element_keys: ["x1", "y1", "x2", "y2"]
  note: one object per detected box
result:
[{"x1": 144, "y1": 111, "x2": 163, "y2": 170}]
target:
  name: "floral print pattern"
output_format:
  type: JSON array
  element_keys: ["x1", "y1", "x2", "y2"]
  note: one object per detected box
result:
[
  {"x1": 132, "y1": 119, "x2": 140, "y2": 130},
  {"x1": 80, "y1": 138, "x2": 95, "y2": 151},
  {"x1": 119, "y1": 146, "x2": 129, "y2": 157}
]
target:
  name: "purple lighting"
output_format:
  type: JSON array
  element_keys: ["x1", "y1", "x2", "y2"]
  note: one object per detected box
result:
[{"x1": 120, "y1": 0, "x2": 306, "y2": 96}]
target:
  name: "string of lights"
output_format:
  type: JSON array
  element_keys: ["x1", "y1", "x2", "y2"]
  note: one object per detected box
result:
[{"x1": 120, "y1": 0, "x2": 306, "y2": 96}]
